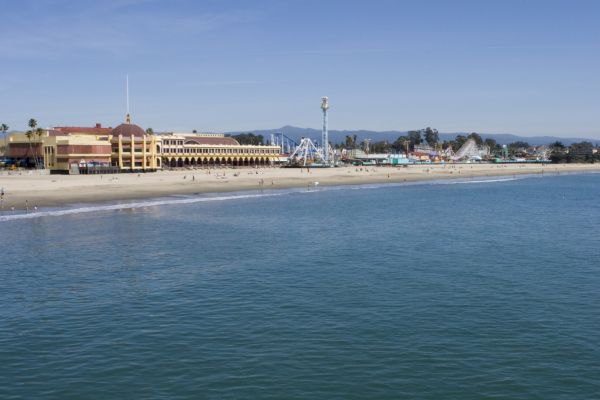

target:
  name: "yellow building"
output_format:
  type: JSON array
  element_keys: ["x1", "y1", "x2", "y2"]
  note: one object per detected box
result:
[
  {"x1": 6, "y1": 117, "x2": 282, "y2": 172},
  {"x1": 159, "y1": 133, "x2": 280, "y2": 168},
  {"x1": 111, "y1": 123, "x2": 160, "y2": 171},
  {"x1": 6, "y1": 121, "x2": 160, "y2": 173}
]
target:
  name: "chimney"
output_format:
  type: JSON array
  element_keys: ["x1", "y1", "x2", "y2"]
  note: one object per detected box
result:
[{"x1": 96, "y1": 123, "x2": 101, "y2": 128}]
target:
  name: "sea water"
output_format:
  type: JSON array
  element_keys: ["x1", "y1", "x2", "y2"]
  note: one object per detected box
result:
[{"x1": 1, "y1": 174, "x2": 599, "y2": 399}]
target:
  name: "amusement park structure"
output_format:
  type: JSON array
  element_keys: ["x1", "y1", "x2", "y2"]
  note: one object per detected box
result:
[
  {"x1": 287, "y1": 97, "x2": 334, "y2": 167},
  {"x1": 321, "y1": 96, "x2": 330, "y2": 164},
  {"x1": 270, "y1": 133, "x2": 298, "y2": 154},
  {"x1": 451, "y1": 139, "x2": 490, "y2": 161}
]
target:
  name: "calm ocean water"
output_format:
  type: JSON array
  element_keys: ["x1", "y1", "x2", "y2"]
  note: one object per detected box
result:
[{"x1": 1, "y1": 173, "x2": 599, "y2": 399}]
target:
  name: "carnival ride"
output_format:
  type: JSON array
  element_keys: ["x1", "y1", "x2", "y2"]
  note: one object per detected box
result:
[
  {"x1": 451, "y1": 139, "x2": 490, "y2": 161},
  {"x1": 286, "y1": 96, "x2": 334, "y2": 167}
]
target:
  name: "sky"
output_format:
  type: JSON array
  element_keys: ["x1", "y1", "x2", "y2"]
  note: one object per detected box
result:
[{"x1": 1, "y1": 0, "x2": 600, "y2": 137}]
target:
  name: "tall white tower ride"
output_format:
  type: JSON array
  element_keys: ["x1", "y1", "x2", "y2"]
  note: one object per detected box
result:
[{"x1": 321, "y1": 96, "x2": 329, "y2": 164}]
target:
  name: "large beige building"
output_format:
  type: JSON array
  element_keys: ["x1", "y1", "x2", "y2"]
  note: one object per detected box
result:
[
  {"x1": 6, "y1": 120, "x2": 282, "y2": 173},
  {"x1": 159, "y1": 132, "x2": 280, "y2": 168}
]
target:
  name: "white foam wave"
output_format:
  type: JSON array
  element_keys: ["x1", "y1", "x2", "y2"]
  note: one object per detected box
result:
[
  {"x1": 0, "y1": 192, "x2": 286, "y2": 222},
  {"x1": 440, "y1": 177, "x2": 521, "y2": 185},
  {"x1": 0, "y1": 173, "x2": 553, "y2": 222}
]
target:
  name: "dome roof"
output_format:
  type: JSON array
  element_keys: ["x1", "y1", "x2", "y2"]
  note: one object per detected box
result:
[{"x1": 112, "y1": 123, "x2": 146, "y2": 137}]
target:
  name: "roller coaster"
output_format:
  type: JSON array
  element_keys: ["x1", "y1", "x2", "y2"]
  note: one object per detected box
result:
[{"x1": 451, "y1": 139, "x2": 490, "y2": 161}]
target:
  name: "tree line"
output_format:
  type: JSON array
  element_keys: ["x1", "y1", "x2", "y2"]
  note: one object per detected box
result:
[
  {"x1": 340, "y1": 127, "x2": 503, "y2": 155},
  {"x1": 338, "y1": 127, "x2": 600, "y2": 162},
  {"x1": 0, "y1": 118, "x2": 45, "y2": 168},
  {"x1": 229, "y1": 133, "x2": 264, "y2": 145}
]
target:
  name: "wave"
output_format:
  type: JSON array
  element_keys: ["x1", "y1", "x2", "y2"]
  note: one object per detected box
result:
[
  {"x1": 439, "y1": 177, "x2": 522, "y2": 185},
  {"x1": 0, "y1": 172, "x2": 575, "y2": 222},
  {"x1": 0, "y1": 192, "x2": 287, "y2": 222}
]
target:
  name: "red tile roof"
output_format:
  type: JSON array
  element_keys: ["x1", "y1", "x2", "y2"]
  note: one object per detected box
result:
[
  {"x1": 184, "y1": 136, "x2": 240, "y2": 146},
  {"x1": 53, "y1": 124, "x2": 112, "y2": 135}
]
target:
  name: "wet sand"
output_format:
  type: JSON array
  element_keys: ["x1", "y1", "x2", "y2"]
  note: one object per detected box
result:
[{"x1": 0, "y1": 163, "x2": 599, "y2": 210}]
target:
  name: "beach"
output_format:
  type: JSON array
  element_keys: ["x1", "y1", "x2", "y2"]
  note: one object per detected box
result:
[{"x1": 1, "y1": 163, "x2": 599, "y2": 210}]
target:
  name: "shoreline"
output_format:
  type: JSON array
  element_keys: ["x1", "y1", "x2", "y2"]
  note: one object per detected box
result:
[{"x1": 1, "y1": 163, "x2": 599, "y2": 210}]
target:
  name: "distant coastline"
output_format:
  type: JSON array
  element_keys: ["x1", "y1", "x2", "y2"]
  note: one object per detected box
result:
[{"x1": 1, "y1": 163, "x2": 599, "y2": 212}]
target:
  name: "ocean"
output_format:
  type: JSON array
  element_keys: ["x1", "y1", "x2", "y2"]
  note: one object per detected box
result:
[{"x1": 1, "y1": 174, "x2": 599, "y2": 399}]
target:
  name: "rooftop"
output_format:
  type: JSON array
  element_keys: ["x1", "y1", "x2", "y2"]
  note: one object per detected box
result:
[{"x1": 52, "y1": 123, "x2": 112, "y2": 136}]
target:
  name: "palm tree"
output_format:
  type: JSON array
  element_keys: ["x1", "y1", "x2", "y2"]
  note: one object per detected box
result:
[
  {"x1": 27, "y1": 119, "x2": 38, "y2": 169},
  {"x1": 0, "y1": 123, "x2": 8, "y2": 155},
  {"x1": 35, "y1": 127, "x2": 45, "y2": 168}
]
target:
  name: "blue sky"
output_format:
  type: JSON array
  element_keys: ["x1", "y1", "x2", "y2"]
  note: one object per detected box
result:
[{"x1": 1, "y1": 0, "x2": 599, "y2": 137}]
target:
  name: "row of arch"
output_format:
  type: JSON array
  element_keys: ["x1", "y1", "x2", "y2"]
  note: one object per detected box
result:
[{"x1": 164, "y1": 156, "x2": 274, "y2": 168}]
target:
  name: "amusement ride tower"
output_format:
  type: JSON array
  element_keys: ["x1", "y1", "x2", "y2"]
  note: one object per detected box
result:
[{"x1": 321, "y1": 96, "x2": 329, "y2": 165}]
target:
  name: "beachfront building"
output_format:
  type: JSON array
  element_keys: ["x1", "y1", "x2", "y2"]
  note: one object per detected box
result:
[
  {"x1": 6, "y1": 121, "x2": 160, "y2": 173},
  {"x1": 110, "y1": 122, "x2": 160, "y2": 171},
  {"x1": 158, "y1": 132, "x2": 280, "y2": 168}
]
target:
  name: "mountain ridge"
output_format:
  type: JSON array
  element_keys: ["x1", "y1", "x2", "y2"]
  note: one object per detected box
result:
[{"x1": 227, "y1": 125, "x2": 600, "y2": 146}]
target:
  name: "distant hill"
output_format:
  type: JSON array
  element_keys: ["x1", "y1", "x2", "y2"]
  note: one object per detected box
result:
[{"x1": 227, "y1": 125, "x2": 600, "y2": 147}]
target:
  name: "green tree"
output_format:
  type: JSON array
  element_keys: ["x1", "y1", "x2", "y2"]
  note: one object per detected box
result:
[
  {"x1": 454, "y1": 135, "x2": 468, "y2": 150},
  {"x1": 407, "y1": 130, "x2": 422, "y2": 151},
  {"x1": 146, "y1": 127, "x2": 154, "y2": 135},
  {"x1": 35, "y1": 127, "x2": 45, "y2": 168},
  {"x1": 28, "y1": 118, "x2": 37, "y2": 132},
  {"x1": 484, "y1": 138, "x2": 496, "y2": 150},
  {"x1": 548, "y1": 141, "x2": 566, "y2": 163},
  {"x1": 392, "y1": 136, "x2": 410, "y2": 153},
  {"x1": 508, "y1": 141, "x2": 530, "y2": 157},
  {"x1": 1, "y1": 123, "x2": 8, "y2": 155},
  {"x1": 467, "y1": 132, "x2": 483, "y2": 145},
  {"x1": 25, "y1": 130, "x2": 34, "y2": 168},
  {"x1": 569, "y1": 141, "x2": 594, "y2": 158},
  {"x1": 232, "y1": 133, "x2": 264, "y2": 145},
  {"x1": 26, "y1": 119, "x2": 41, "y2": 169},
  {"x1": 424, "y1": 127, "x2": 439, "y2": 147},
  {"x1": 344, "y1": 135, "x2": 356, "y2": 149},
  {"x1": 370, "y1": 141, "x2": 391, "y2": 153}
]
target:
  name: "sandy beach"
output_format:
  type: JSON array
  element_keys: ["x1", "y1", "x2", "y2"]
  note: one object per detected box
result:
[{"x1": 0, "y1": 163, "x2": 599, "y2": 210}]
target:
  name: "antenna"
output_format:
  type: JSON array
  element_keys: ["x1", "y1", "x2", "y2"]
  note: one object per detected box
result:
[{"x1": 125, "y1": 74, "x2": 131, "y2": 123}]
